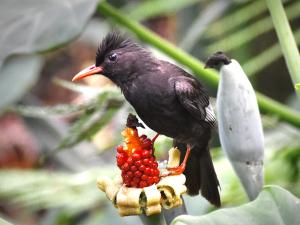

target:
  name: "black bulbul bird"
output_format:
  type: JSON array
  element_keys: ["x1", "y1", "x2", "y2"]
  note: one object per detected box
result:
[{"x1": 72, "y1": 32, "x2": 220, "y2": 206}]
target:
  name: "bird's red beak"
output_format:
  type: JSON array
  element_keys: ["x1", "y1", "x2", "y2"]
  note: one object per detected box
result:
[{"x1": 72, "y1": 65, "x2": 103, "y2": 81}]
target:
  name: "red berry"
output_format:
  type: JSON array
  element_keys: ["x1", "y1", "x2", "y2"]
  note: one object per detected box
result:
[
  {"x1": 152, "y1": 161, "x2": 158, "y2": 168},
  {"x1": 132, "y1": 153, "x2": 141, "y2": 161},
  {"x1": 139, "y1": 165, "x2": 145, "y2": 171},
  {"x1": 134, "y1": 171, "x2": 142, "y2": 177},
  {"x1": 147, "y1": 159, "x2": 154, "y2": 166},
  {"x1": 117, "y1": 145, "x2": 124, "y2": 153},
  {"x1": 116, "y1": 153, "x2": 127, "y2": 165},
  {"x1": 149, "y1": 156, "x2": 155, "y2": 161},
  {"x1": 153, "y1": 176, "x2": 160, "y2": 183},
  {"x1": 139, "y1": 134, "x2": 147, "y2": 140},
  {"x1": 150, "y1": 163, "x2": 158, "y2": 170},
  {"x1": 127, "y1": 157, "x2": 133, "y2": 165},
  {"x1": 134, "y1": 149, "x2": 143, "y2": 155},
  {"x1": 150, "y1": 169, "x2": 156, "y2": 176},
  {"x1": 145, "y1": 167, "x2": 152, "y2": 175},
  {"x1": 123, "y1": 175, "x2": 130, "y2": 183},
  {"x1": 141, "y1": 175, "x2": 148, "y2": 181},
  {"x1": 143, "y1": 158, "x2": 150, "y2": 165},
  {"x1": 147, "y1": 177, "x2": 154, "y2": 185},
  {"x1": 133, "y1": 177, "x2": 140, "y2": 183},
  {"x1": 135, "y1": 160, "x2": 142, "y2": 167},
  {"x1": 116, "y1": 152, "x2": 126, "y2": 159},
  {"x1": 153, "y1": 169, "x2": 160, "y2": 176},
  {"x1": 142, "y1": 150, "x2": 151, "y2": 158},
  {"x1": 142, "y1": 139, "x2": 152, "y2": 149},
  {"x1": 126, "y1": 171, "x2": 133, "y2": 177},
  {"x1": 130, "y1": 181, "x2": 137, "y2": 187},
  {"x1": 130, "y1": 165, "x2": 137, "y2": 172},
  {"x1": 139, "y1": 181, "x2": 147, "y2": 188},
  {"x1": 122, "y1": 163, "x2": 129, "y2": 171},
  {"x1": 117, "y1": 158, "x2": 125, "y2": 167}
]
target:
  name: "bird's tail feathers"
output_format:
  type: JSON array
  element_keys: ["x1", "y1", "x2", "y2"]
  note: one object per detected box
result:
[
  {"x1": 198, "y1": 148, "x2": 220, "y2": 207},
  {"x1": 175, "y1": 141, "x2": 220, "y2": 207}
]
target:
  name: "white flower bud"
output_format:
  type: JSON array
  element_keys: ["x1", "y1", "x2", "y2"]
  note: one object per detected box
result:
[{"x1": 217, "y1": 59, "x2": 264, "y2": 200}]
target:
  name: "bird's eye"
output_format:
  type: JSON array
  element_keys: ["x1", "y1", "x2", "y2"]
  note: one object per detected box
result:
[{"x1": 108, "y1": 53, "x2": 118, "y2": 62}]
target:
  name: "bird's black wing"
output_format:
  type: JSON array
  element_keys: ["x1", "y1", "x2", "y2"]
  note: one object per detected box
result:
[{"x1": 173, "y1": 76, "x2": 216, "y2": 127}]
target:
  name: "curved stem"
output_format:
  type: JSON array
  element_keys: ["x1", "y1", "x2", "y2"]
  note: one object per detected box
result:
[
  {"x1": 266, "y1": 0, "x2": 300, "y2": 93},
  {"x1": 97, "y1": 2, "x2": 300, "y2": 128}
]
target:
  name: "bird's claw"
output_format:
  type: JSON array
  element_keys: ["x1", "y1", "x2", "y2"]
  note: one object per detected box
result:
[{"x1": 162, "y1": 146, "x2": 191, "y2": 177}]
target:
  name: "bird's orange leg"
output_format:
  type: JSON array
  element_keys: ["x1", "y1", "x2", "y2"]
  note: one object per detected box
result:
[
  {"x1": 164, "y1": 145, "x2": 191, "y2": 176},
  {"x1": 150, "y1": 133, "x2": 160, "y2": 154},
  {"x1": 152, "y1": 133, "x2": 160, "y2": 143}
]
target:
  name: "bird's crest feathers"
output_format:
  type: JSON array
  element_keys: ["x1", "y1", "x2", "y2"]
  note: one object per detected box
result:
[{"x1": 96, "y1": 32, "x2": 139, "y2": 66}]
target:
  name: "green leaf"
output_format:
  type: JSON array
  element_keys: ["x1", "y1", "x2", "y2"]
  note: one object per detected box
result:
[
  {"x1": 0, "y1": 0, "x2": 99, "y2": 110},
  {"x1": 0, "y1": 218, "x2": 14, "y2": 225},
  {"x1": 0, "y1": 168, "x2": 117, "y2": 212},
  {"x1": 53, "y1": 78, "x2": 103, "y2": 95},
  {"x1": 58, "y1": 93, "x2": 124, "y2": 149},
  {"x1": 172, "y1": 186, "x2": 300, "y2": 225},
  {"x1": 53, "y1": 78, "x2": 121, "y2": 96},
  {"x1": 125, "y1": 0, "x2": 201, "y2": 21},
  {"x1": 10, "y1": 80, "x2": 123, "y2": 118},
  {"x1": 10, "y1": 104, "x2": 90, "y2": 118},
  {"x1": 0, "y1": 0, "x2": 99, "y2": 67},
  {"x1": 0, "y1": 55, "x2": 43, "y2": 111},
  {"x1": 296, "y1": 84, "x2": 300, "y2": 90}
]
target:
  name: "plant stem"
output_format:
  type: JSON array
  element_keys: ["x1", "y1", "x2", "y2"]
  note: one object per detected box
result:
[
  {"x1": 266, "y1": 0, "x2": 300, "y2": 92},
  {"x1": 97, "y1": 2, "x2": 300, "y2": 128},
  {"x1": 139, "y1": 214, "x2": 165, "y2": 225},
  {"x1": 162, "y1": 198, "x2": 187, "y2": 225}
]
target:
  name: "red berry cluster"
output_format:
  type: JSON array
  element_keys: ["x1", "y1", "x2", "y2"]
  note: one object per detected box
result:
[{"x1": 116, "y1": 134, "x2": 160, "y2": 188}]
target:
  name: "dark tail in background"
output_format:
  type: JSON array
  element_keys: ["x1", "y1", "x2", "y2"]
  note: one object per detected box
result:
[{"x1": 174, "y1": 141, "x2": 221, "y2": 207}]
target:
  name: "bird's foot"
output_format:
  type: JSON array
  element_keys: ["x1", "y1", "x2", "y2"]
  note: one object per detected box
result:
[{"x1": 162, "y1": 146, "x2": 191, "y2": 176}]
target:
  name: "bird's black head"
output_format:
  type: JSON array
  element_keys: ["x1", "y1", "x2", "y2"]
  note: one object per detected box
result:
[{"x1": 72, "y1": 32, "x2": 153, "y2": 87}]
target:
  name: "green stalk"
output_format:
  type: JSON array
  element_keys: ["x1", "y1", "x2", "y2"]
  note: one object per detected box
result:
[
  {"x1": 97, "y1": 2, "x2": 300, "y2": 128},
  {"x1": 266, "y1": 0, "x2": 300, "y2": 91}
]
